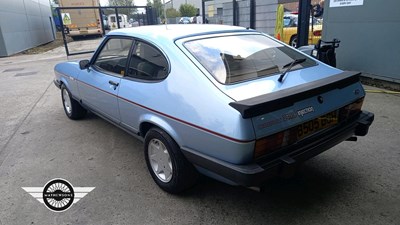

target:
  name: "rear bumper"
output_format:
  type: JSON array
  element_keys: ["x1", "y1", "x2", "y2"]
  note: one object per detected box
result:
[
  {"x1": 182, "y1": 111, "x2": 374, "y2": 187},
  {"x1": 68, "y1": 30, "x2": 102, "y2": 37}
]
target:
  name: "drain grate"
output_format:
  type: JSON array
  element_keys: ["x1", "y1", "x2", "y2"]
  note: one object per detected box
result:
[
  {"x1": 14, "y1": 71, "x2": 38, "y2": 77},
  {"x1": 3, "y1": 68, "x2": 24, "y2": 72}
]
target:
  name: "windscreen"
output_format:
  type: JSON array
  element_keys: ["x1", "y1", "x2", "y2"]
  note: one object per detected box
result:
[{"x1": 184, "y1": 34, "x2": 316, "y2": 84}]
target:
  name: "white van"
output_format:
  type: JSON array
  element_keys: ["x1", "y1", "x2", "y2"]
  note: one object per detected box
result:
[{"x1": 108, "y1": 14, "x2": 130, "y2": 30}]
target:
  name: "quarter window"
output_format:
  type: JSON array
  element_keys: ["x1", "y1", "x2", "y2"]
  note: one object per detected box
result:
[
  {"x1": 126, "y1": 41, "x2": 168, "y2": 80},
  {"x1": 93, "y1": 38, "x2": 133, "y2": 76}
]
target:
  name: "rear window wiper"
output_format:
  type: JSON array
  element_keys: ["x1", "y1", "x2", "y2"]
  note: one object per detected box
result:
[{"x1": 278, "y1": 58, "x2": 306, "y2": 83}]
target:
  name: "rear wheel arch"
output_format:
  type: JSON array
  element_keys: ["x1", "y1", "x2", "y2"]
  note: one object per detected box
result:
[
  {"x1": 139, "y1": 119, "x2": 182, "y2": 146},
  {"x1": 140, "y1": 122, "x2": 156, "y2": 138}
]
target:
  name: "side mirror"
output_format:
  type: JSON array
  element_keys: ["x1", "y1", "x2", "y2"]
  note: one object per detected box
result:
[{"x1": 79, "y1": 60, "x2": 90, "y2": 70}]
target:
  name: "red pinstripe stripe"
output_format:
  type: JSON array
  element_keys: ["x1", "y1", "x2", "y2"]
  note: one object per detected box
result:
[{"x1": 77, "y1": 80, "x2": 253, "y2": 143}]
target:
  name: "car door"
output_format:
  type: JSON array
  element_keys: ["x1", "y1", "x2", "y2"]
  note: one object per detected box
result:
[
  {"x1": 118, "y1": 41, "x2": 169, "y2": 132},
  {"x1": 78, "y1": 37, "x2": 134, "y2": 123}
]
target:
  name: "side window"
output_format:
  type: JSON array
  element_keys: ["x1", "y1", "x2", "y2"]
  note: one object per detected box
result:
[
  {"x1": 93, "y1": 38, "x2": 133, "y2": 76},
  {"x1": 126, "y1": 41, "x2": 169, "y2": 80}
]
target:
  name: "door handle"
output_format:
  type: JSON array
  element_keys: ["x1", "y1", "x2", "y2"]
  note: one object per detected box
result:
[{"x1": 109, "y1": 80, "x2": 119, "y2": 90}]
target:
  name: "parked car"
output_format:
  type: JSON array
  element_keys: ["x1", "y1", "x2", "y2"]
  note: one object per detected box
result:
[
  {"x1": 108, "y1": 14, "x2": 130, "y2": 29},
  {"x1": 129, "y1": 18, "x2": 139, "y2": 27},
  {"x1": 54, "y1": 25, "x2": 374, "y2": 193},
  {"x1": 283, "y1": 13, "x2": 322, "y2": 47},
  {"x1": 178, "y1": 17, "x2": 191, "y2": 24}
]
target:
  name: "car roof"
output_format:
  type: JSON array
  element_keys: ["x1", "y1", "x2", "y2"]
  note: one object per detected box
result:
[{"x1": 107, "y1": 24, "x2": 253, "y2": 42}]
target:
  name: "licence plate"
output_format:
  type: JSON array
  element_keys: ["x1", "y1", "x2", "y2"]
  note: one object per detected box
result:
[
  {"x1": 297, "y1": 111, "x2": 338, "y2": 140},
  {"x1": 80, "y1": 30, "x2": 88, "y2": 34}
]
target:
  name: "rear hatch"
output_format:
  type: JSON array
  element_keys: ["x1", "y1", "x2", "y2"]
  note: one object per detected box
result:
[{"x1": 182, "y1": 32, "x2": 366, "y2": 155}]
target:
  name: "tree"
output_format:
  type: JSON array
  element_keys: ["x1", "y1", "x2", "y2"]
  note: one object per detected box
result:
[
  {"x1": 166, "y1": 8, "x2": 180, "y2": 18},
  {"x1": 50, "y1": 0, "x2": 60, "y2": 20},
  {"x1": 179, "y1": 4, "x2": 197, "y2": 17},
  {"x1": 108, "y1": 0, "x2": 135, "y2": 6},
  {"x1": 108, "y1": 0, "x2": 137, "y2": 16},
  {"x1": 147, "y1": 0, "x2": 164, "y2": 18}
]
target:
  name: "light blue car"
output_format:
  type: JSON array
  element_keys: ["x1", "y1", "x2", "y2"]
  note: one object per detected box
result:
[{"x1": 54, "y1": 25, "x2": 374, "y2": 193}]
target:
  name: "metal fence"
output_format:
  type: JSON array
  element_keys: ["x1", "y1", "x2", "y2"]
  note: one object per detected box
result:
[
  {"x1": 202, "y1": 0, "x2": 270, "y2": 32},
  {"x1": 56, "y1": 6, "x2": 158, "y2": 56}
]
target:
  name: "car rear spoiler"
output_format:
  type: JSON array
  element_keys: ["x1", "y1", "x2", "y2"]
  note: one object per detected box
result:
[{"x1": 229, "y1": 71, "x2": 361, "y2": 119}]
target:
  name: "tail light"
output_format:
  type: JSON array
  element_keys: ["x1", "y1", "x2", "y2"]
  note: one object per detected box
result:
[
  {"x1": 254, "y1": 131, "x2": 286, "y2": 158},
  {"x1": 313, "y1": 30, "x2": 322, "y2": 36},
  {"x1": 339, "y1": 97, "x2": 364, "y2": 121}
]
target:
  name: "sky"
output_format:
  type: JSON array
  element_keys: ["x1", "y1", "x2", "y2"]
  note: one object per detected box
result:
[{"x1": 99, "y1": 0, "x2": 148, "y2": 7}]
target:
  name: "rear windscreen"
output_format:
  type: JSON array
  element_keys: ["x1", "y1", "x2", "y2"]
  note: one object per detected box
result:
[{"x1": 184, "y1": 34, "x2": 316, "y2": 84}]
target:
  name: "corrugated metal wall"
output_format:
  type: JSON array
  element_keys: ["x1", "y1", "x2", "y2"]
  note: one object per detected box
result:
[
  {"x1": 0, "y1": 0, "x2": 55, "y2": 56},
  {"x1": 203, "y1": 0, "x2": 278, "y2": 35},
  {"x1": 218, "y1": 0, "x2": 278, "y2": 34},
  {"x1": 254, "y1": 0, "x2": 278, "y2": 35},
  {"x1": 323, "y1": 0, "x2": 400, "y2": 83}
]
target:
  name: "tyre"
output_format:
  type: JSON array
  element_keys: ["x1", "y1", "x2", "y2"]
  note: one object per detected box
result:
[
  {"x1": 61, "y1": 84, "x2": 87, "y2": 120},
  {"x1": 144, "y1": 128, "x2": 198, "y2": 194},
  {"x1": 289, "y1": 35, "x2": 297, "y2": 47}
]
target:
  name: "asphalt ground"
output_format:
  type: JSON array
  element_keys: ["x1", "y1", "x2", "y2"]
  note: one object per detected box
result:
[{"x1": 0, "y1": 44, "x2": 399, "y2": 225}]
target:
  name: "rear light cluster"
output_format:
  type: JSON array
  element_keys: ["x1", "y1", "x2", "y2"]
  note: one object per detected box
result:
[
  {"x1": 253, "y1": 98, "x2": 364, "y2": 159},
  {"x1": 313, "y1": 30, "x2": 322, "y2": 36},
  {"x1": 338, "y1": 97, "x2": 364, "y2": 121}
]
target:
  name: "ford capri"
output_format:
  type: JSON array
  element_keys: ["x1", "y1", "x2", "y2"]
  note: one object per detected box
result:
[{"x1": 54, "y1": 25, "x2": 374, "y2": 193}]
